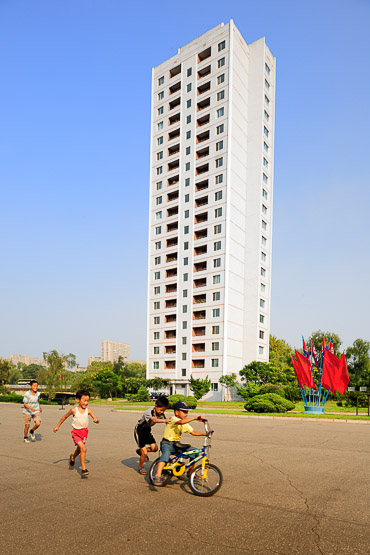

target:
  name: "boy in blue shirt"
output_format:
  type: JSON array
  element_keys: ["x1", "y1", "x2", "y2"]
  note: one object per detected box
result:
[{"x1": 22, "y1": 380, "x2": 42, "y2": 443}]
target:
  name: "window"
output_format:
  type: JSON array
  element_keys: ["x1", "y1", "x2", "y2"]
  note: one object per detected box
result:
[
  {"x1": 155, "y1": 241, "x2": 161, "y2": 250},
  {"x1": 216, "y1": 124, "x2": 224, "y2": 134},
  {"x1": 262, "y1": 220, "x2": 267, "y2": 230},
  {"x1": 215, "y1": 174, "x2": 223, "y2": 184},
  {"x1": 260, "y1": 299, "x2": 265, "y2": 308},
  {"x1": 215, "y1": 157, "x2": 223, "y2": 168},
  {"x1": 261, "y1": 236, "x2": 267, "y2": 246},
  {"x1": 155, "y1": 211, "x2": 162, "y2": 220},
  {"x1": 213, "y1": 292, "x2": 220, "y2": 301},
  {"x1": 184, "y1": 210, "x2": 189, "y2": 218},
  {"x1": 215, "y1": 191, "x2": 222, "y2": 201},
  {"x1": 181, "y1": 353, "x2": 186, "y2": 361},
  {"x1": 265, "y1": 94, "x2": 270, "y2": 106},
  {"x1": 182, "y1": 321, "x2": 187, "y2": 329},
  {"x1": 261, "y1": 252, "x2": 266, "y2": 262},
  {"x1": 262, "y1": 204, "x2": 267, "y2": 214},
  {"x1": 156, "y1": 196, "x2": 162, "y2": 205},
  {"x1": 260, "y1": 314, "x2": 265, "y2": 324},
  {"x1": 182, "y1": 337, "x2": 187, "y2": 345},
  {"x1": 261, "y1": 283, "x2": 266, "y2": 293},
  {"x1": 213, "y1": 308, "x2": 220, "y2": 317},
  {"x1": 187, "y1": 67, "x2": 192, "y2": 77},
  {"x1": 156, "y1": 166, "x2": 163, "y2": 175},
  {"x1": 265, "y1": 79, "x2": 270, "y2": 90},
  {"x1": 154, "y1": 271, "x2": 160, "y2": 280},
  {"x1": 259, "y1": 346, "x2": 264, "y2": 355},
  {"x1": 261, "y1": 267, "x2": 266, "y2": 277},
  {"x1": 153, "y1": 361, "x2": 159, "y2": 369},
  {"x1": 217, "y1": 90, "x2": 225, "y2": 102},
  {"x1": 263, "y1": 157, "x2": 268, "y2": 168},
  {"x1": 155, "y1": 226, "x2": 161, "y2": 235},
  {"x1": 214, "y1": 241, "x2": 221, "y2": 251},
  {"x1": 154, "y1": 331, "x2": 160, "y2": 339},
  {"x1": 184, "y1": 242, "x2": 189, "y2": 250},
  {"x1": 212, "y1": 342, "x2": 219, "y2": 351},
  {"x1": 182, "y1": 305, "x2": 187, "y2": 314},
  {"x1": 215, "y1": 207, "x2": 222, "y2": 218},
  {"x1": 154, "y1": 316, "x2": 160, "y2": 324},
  {"x1": 184, "y1": 194, "x2": 189, "y2": 203},
  {"x1": 184, "y1": 226, "x2": 189, "y2": 234},
  {"x1": 211, "y1": 359, "x2": 219, "y2": 367},
  {"x1": 186, "y1": 99, "x2": 191, "y2": 108},
  {"x1": 264, "y1": 110, "x2": 269, "y2": 122},
  {"x1": 158, "y1": 76, "x2": 164, "y2": 85},
  {"x1": 183, "y1": 257, "x2": 188, "y2": 265},
  {"x1": 186, "y1": 115, "x2": 191, "y2": 124},
  {"x1": 158, "y1": 106, "x2": 164, "y2": 115},
  {"x1": 218, "y1": 57, "x2": 225, "y2": 68},
  {"x1": 264, "y1": 126, "x2": 269, "y2": 138},
  {"x1": 263, "y1": 173, "x2": 268, "y2": 183},
  {"x1": 154, "y1": 256, "x2": 161, "y2": 265},
  {"x1": 211, "y1": 383, "x2": 219, "y2": 391},
  {"x1": 183, "y1": 289, "x2": 188, "y2": 296},
  {"x1": 213, "y1": 274, "x2": 220, "y2": 284},
  {"x1": 217, "y1": 74, "x2": 225, "y2": 84},
  {"x1": 214, "y1": 224, "x2": 222, "y2": 234},
  {"x1": 186, "y1": 146, "x2": 191, "y2": 155},
  {"x1": 156, "y1": 181, "x2": 162, "y2": 190},
  {"x1": 157, "y1": 121, "x2": 163, "y2": 130},
  {"x1": 214, "y1": 258, "x2": 221, "y2": 268},
  {"x1": 182, "y1": 368, "x2": 186, "y2": 377},
  {"x1": 183, "y1": 273, "x2": 188, "y2": 281},
  {"x1": 218, "y1": 40, "x2": 225, "y2": 51},
  {"x1": 157, "y1": 136, "x2": 163, "y2": 145},
  {"x1": 154, "y1": 346, "x2": 159, "y2": 354},
  {"x1": 154, "y1": 301, "x2": 160, "y2": 310},
  {"x1": 262, "y1": 189, "x2": 268, "y2": 199},
  {"x1": 216, "y1": 140, "x2": 223, "y2": 152},
  {"x1": 212, "y1": 326, "x2": 220, "y2": 334},
  {"x1": 154, "y1": 286, "x2": 160, "y2": 295},
  {"x1": 264, "y1": 141, "x2": 269, "y2": 153},
  {"x1": 185, "y1": 177, "x2": 190, "y2": 186},
  {"x1": 216, "y1": 107, "x2": 224, "y2": 118},
  {"x1": 185, "y1": 162, "x2": 190, "y2": 171},
  {"x1": 265, "y1": 62, "x2": 270, "y2": 75},
  {"x1": 158, "y1": 91, "x2": 164, "y2": 100}
]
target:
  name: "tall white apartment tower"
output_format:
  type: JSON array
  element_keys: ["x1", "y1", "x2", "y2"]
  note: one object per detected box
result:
[{"x1": 147, "y1": 21, "x2": 276, "y2": 399}]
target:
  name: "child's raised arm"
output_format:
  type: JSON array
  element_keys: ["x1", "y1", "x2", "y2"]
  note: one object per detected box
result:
[
  {"x1": 88, "y1": 408, "x2": 99, "y2": 424},
  {"x1": 53, "y1": 408, "x2": 74, "y2": 432}
]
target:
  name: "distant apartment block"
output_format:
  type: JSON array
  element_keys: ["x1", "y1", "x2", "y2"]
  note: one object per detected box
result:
[
  {"x1": 101, "y1": 340, "x2": 130, "y2": 364},
  {"x1": 146, "y1": 20, "x2": 276, "y2": 399},
  {"x1": 88, "y1": 356, "x2": 102, "y2": 366},
  {"x1": 4, "y1": 354, "x2": 47, "y2": 367}
]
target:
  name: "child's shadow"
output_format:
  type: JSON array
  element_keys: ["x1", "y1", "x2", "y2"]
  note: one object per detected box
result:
[
  {"x1": 121, "y1": 457, "x2": 140, "y2": 471},
  {"x1": 35, "y1": 433, "x2": 42, "y2": 441},
  {"x1": 53, "y1": 457, "x2": 91, "y2": 475}
]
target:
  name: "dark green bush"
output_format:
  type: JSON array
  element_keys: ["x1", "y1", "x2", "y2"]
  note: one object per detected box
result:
[
  {"x1": 283, "y1": 383, "x2": 302, "y2": 402},
  {"x1": 259, "y1": 383, "x2": 286, "y2": 397},
  {"x1": 245, "y1": 393, "x2": 295, "y2": 413},
  {"x1": 125, "y1": 386, "x2": 150, "y2": 402},
  {"x1": 236, "y1": 383, "x2": 260, "y2": 401},
  {"x1": 0, "y1": 394, "x2": 57, "y2": 405},
  {"x1": 167, "y1": 395, "x2": 197, "y2": 409}
]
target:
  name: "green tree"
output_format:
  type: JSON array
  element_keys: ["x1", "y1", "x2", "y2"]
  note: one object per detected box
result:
[
  {"x1": 310, "y1": 330, "x2": 342, "y2": 357},
  {"x1": 71, "y1": 372, "x2": 97, "y2": 395},
  {"x1": 92, "y1": 369, "x2": 120, "y2": 398},
  {"x1": 39, "y1": 350, "x2": 76, "y2": 401},
  {"x1": 239, "y1": 361, "x2": 294, "y2": 386},
  {"x1": 189, "y1": 375, "x2": 211, "y2": 400},
  {"x1": 147, "y1": 377, "x2": 171, "y2": 391},
  {"x1": 122, "y1": 362, "x2": 146, "y2": 379},
  {"x1": 346, "y1": 339, "x2": 370, "y2": 387},
  {"x1": 22, "y1": 363, "x2": 44, "y2": 380},
  {"x1": 112, "y1": 356, "x2": 126, "y2": 376},
  {"x1": 269, "y1": 335, "x2": 293, "y2": 370},
  {"x1": 88, "y1": 361, "x2": 114, "y2": 373},
  {"x1": 0, "y1": 359, "x2": 12, "y2": 385},
  {"x1": 219, "y1": 373, "x2": 237, "y2": 401},
  {"x1": 8, "y1": 365, "x2": 23, "y2": 384}
]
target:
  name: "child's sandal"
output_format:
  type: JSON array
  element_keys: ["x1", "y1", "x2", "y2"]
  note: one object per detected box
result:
[
  {"x1": 69, "y1": 455, "x2": 75, "y2": 467},
  {"x1": 138, "y1": 467, "x2": 148, "y2": 475}
]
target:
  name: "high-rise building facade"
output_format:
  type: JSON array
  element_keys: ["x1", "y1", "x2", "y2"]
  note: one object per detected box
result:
[
  {"x1": 101, "y1": 340, "x2": 130, "y2": 364},
  {"x1": 146, "y1": 21, "x2": 275, "y2": 399}
]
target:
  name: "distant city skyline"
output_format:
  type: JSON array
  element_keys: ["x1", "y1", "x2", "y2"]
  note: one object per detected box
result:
[{"x1": 1, "y1": 1, "x2": 369, "y2": 366}]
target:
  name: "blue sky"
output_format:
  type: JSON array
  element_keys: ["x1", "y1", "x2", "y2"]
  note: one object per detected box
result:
[{"x1": 1, "y1": 0, "x2": 369, "y2": 366}]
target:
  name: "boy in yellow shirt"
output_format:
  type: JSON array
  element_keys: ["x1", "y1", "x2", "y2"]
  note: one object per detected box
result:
[{"x1": 153, "y1": 400, "x2": 206, "y2": 486}]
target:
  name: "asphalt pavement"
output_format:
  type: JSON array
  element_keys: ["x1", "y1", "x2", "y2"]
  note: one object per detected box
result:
[{"x1": 1, "y1": 403, "x2": 370, "y2": 554}]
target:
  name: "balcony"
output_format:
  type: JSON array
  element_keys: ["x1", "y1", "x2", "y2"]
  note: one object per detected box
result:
[
  {"x1": 170, "y1": 64, "x2": 181, "y2": 78},
  {"x1": 196, "y1": 147, "x2": 209, "y2": 160},
  {"x1": 165, "y1": 360, "x2": 176, "y2": 369},
  {"x1": 197, "y1": 130, "x2": 210, "y2": 144},
  {"x1": 167, "y1": 221, "x2": 178, "y2": 232},
  {"x1": 165, "y1": 314, "x2": 177, "y2": 323},
  {"x1": 197, "y1": 81, "x2": 211, "y2": 95},
  {"x1": 169, "y1": 97, "x2": 181, "y2": 110},
  {"x1": 193, "y1": 293, "x2": 206, "y2": 304},
  {"x1": 167, "y1": 191, "x2": 179, "y2": 203},
  {"x1": 194, "y1": 229, "x2": 208, "y2": 240},
  {"x1": 194, "y1": 245, "x2": 207, "y2": 256},
  {"x1": 165, "y1": 345, "x2": 176, "y2": 354},
  {"x1": 165, "y1": 299, "x2": 177, "y2": 309},
  {"x1": 193, "y1": 309, "x2": 206, "y2": 320},
  {"x1": 166, "y1": 252, "x2": 178, "y2": 263},
  {"x1": 166, "y1": 269, "x2": 177, "y2": 278},
  {"x1": 193, "y1": 326, "x2": 206, "y2": 337},
  {"x1": 168, "y1": 159, "x2": 179, "y2": 172},
  {"x1": 197, "y1": 114, "x2": 210, "y2": 127},
  {"x1": 169, "y1": 113, "x2": 180, "y2": 126},
  {"x1": 194, "y1": 212, "x2": 208, "y2": 224},
  {"x1": 194, "y1": 261, "x2": 207, "y2": 272},
  {"x1": 167, "y1": 206, "x2": 179, "y2": 218},
  {"x1": 195, "y1": 179, "x2": 208, "y2": 192},
  {"x1": 198, "y1": 47, "x2": 211, "y2": 63},
  {"x1": 168, "y1": 128, "x2": 180, "y2": 141},
  {"x1": 194, "y1": 278, "x2": 207, "y2": 288},
  {"x1": 168, "y1": 144, "x2": 180, "y2": 157},
  {"x1": 192, "y1": 359, "x2": 205, "y2": 368},
  {"x1": 196, "y1": 163, "x2": 209, "y2": 176},
  {"x1": 165, "y1": 283, "x2": 177, "y2": 293},
  {"x1": 195, "y1": 195, "x2": 208, "y2": 208},
  {"x1": 168, "y1": 175, "x2": 179, "y2": 187},
  {"x1": 197, "y1": 98, "x2": 210, "y2": 112},
  {"x1": 166, "y1": 236, "x2": 178, "y2": 248},
  {"x1": 197, "y1": 65, "x2": 211, "y2": 79},
  {"x1": 165, "y1": 330, "x2": 176, "y2": 339},
  {"x1": 169, "y1": 81, "x2": 181, "y2": 95},
  {"x1": 192, "y1": 343, "x2": 205, "y2": 353}
]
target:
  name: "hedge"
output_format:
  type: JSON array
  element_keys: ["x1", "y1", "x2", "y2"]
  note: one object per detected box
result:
[
  {"x1": 245, "y1": 393, "x2": 295, "y2": 413},
  {"x1": 167, "y1": 395, "x2": 197, "y2": 409}
]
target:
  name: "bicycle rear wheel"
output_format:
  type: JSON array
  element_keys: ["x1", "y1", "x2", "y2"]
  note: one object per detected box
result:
[
  {"x1": 189, "y1": 463, "x2": 223, "y2": 497},
  {"x1": 149, "y1": 458, "x2": 172, "y2": 487}
]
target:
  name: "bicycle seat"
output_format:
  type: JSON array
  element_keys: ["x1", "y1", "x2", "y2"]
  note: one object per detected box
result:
[{"x1": 174, "y1": 442, "x2": 191, "y2": 452}]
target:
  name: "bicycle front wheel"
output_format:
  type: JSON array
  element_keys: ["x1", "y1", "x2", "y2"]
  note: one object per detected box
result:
[
  {"x1": 149, "y1": 457, "x2": 172, "y2": 487},
  {"x1": 189, "y1": 463, "x2": 223, "y2": 497}
]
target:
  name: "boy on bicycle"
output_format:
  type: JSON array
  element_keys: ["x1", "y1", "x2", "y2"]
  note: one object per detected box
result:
[{"x1": 153, "y1": 400, "x2": 206, "y2": 486}]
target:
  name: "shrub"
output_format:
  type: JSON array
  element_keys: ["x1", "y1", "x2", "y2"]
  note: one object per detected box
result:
[
  {"x1": 245, "y1": 393, "x2": 295, "y2": 413},
  {"x1": 0, "y1": 394, "x2": 57, "y2": 405},
  {"x1": 167, "y1": 395, "x2": 197, "y2": 409},
  {"x1": 283, "y1": 383, "x2": 302, "y2": 402},
  {"x1": 259, "y1": 383, "x2": 286, "y2": 397},
  {"x1": 125, "y1": 386, "x2": 150, "y2": 402},
  {"x1": 0, "y1": 385, "x2": 10, "y2": 395},
  {"x1": 236, "y1": 383, "x2": 261, "y2": 401}
]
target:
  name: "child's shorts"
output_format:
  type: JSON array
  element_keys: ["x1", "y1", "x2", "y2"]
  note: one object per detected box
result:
[
  {"x1": 22, "y1": 412, "x2": 41, "y2": 425},
  {"x1": 134, "y1": 425, "x2": 156, "y2": 448},
  {"x1": 71, "y1": 428, "x2": 88, "y2": 445}
]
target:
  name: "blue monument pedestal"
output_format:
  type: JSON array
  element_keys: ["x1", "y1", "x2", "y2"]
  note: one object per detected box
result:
[{"x1": 304, "y1": 405, "x2": 325, "y2": 414}]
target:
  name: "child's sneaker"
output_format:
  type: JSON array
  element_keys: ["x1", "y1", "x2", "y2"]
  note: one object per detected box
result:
[
  {"x1": 30, "y1": 431, "x2": 36, "y2": 442},
  {"x1": 81, "y1": 469, "x2": 89, "y2": 478},
  {"x1": 24, "y1": 437, "x2": 30, "y2": 443}
]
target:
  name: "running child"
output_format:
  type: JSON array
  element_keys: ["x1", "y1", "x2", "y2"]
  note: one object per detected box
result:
[
  {"x1": 134, "y1": 395, "x2": 170, "y2": 475},
  {"x1": 23, "y1": 380, "x2": 42, "y2": 443},
  {"x1": 53, "y1": 389, "x2": 99, "y2": 478}
]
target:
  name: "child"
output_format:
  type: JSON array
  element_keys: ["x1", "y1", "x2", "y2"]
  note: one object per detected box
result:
[
  {"x1": 134, "y1": 395, "x2": 170, "y2": 475},
  {"x1": 153, "y1": 400, "x2": 206, "y2": 485},
  {"x1": 53, "y1": 389, "x2": 99, "y2": 478},
  {"x1": 23, "y1": 380, "x2": 42, "y2": 443}
]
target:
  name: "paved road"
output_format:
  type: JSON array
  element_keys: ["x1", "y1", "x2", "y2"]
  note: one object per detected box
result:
[{"x1": 1, "y1": 403, "x2": 370, "y2": 554}]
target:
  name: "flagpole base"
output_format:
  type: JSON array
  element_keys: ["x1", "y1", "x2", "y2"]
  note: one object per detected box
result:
[{"x1": 304, "y1": 406, "x2": 325, "y2": 414}]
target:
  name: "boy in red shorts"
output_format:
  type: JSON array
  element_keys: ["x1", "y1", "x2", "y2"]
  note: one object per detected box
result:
[{"x1": 53, "y1": 389, "x2": 99, "y2": 478}]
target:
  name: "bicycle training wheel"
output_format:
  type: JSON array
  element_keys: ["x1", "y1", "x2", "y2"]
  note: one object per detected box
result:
[
  {"x1": 189, "y1": 463, "x2": 223, "y2": 497},
  {"x1": 149, "y1": 457, "x2": 172, "y2": 487}
]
